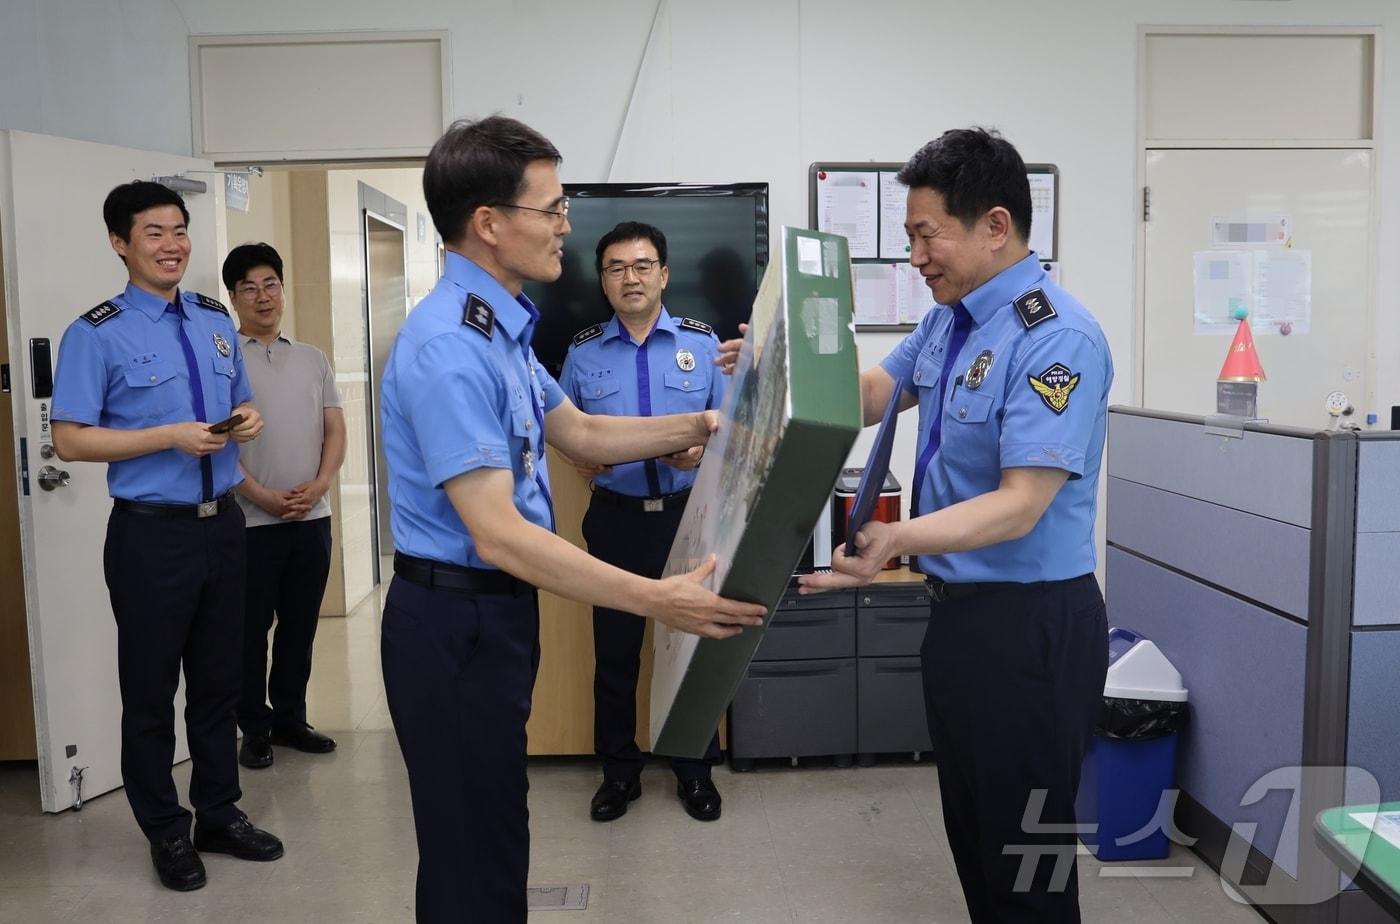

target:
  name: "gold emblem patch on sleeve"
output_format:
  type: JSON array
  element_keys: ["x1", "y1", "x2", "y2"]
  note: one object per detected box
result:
[{"x1": 1028, "y1": 363, "x2": 1079, "y2": 414}]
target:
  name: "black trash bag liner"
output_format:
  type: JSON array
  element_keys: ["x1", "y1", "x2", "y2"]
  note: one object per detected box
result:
[{"x1": 1095, "y1": 696, "x2": 1190, "y2": 741}]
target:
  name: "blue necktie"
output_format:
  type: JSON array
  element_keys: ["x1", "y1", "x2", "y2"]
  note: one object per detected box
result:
[
  {"x1": 634, "y1": 342, "x2": 662, "y2": 497},
  {"x1": 911, "y1": 303, "x2": 973, "y2": 518},
  {"x1": 169, "y1": 302, "x2": 214, "y2": 503}
]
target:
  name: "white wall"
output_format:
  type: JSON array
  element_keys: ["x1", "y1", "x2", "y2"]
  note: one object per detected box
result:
[
  {"x1": 3, "y1": 0, "x2": 1397, "y2": 491},
  {"x1": 0, "y1": 0, "x2": 194, "y2": 157},
  {"x1": 224, "y1": 170, "x2": 296, "y2": 338}
]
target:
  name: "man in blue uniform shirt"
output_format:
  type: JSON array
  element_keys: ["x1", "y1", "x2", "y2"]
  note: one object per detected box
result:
[
  {"x1": 51, "y1": 181, "x2": 283, "y2": 892},
  {"x1": 798, "y1": 129, "x2": 1113, "y2": 922},
  {"x1": 559, "y1": 221, "x2": 728, "y2": 823},
  {"x1": 380, "y1": 116, "x2": 766, "y2": 923}
]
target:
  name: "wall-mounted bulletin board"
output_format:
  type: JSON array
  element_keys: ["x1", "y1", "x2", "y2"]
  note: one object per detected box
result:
[{"x1": 810, "y1": 162, "x2": 1059, "y2": 331}]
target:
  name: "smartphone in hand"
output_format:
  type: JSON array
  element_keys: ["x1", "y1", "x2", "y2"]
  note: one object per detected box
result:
[{"x1": 207, "y1": 413, "x2": 245, "y2": 435}]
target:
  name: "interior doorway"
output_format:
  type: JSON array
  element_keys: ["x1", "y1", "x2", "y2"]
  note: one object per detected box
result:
[{"x1": 362, "y1": 210, "x2": 408, "y2": 574}]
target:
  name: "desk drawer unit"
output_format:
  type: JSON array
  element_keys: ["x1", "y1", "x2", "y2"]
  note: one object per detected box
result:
[
  {"x1": 729, "y1": 658, "x2": 858, "y2": 759},
  {"x1": 857, "y1": 656, "x2": 932, "y2": 754},
  {"x1": 857, "y1": 586, "x2": 931, "y2": 657}
]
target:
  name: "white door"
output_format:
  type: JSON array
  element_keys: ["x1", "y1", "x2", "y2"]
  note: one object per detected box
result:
[
  {"x1": 1143, "y1": 148, "x2": 1372, "y2": 428},
  {"x1": 0, "y1": 131, "x2": 226, "y2": 812}
]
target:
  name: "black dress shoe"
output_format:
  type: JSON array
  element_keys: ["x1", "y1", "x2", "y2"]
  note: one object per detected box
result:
[
  {"x1": 150, "y1": 835, "x2": 206, "y2": 891},
  {"x1": 269, "y1": 724, "x2": 337, "y2": 753},
  {"x1": 238, "y1": 729, "x2": 273, "y2": 769},
  {"x1": 677, "y1": 778, "x2": 722, "y2": 821},
  {"x1": 193, "y1": 815, "x2": 284, "y2": 861},
  {"x1": 589, "y1": 779, "x2": 642, "y2": 822}
]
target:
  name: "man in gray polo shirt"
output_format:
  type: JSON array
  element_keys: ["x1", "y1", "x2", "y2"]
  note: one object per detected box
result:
[{"x1": 223, "y1": 243, "x2": 347, "y2": 769}]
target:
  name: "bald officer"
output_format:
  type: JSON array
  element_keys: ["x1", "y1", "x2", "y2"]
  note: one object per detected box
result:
[
  {"x1": 51, "y1": 181, "x2": 281, "y2": 893},
  {"x1": 559, "y1": 221, "x2": 727, "y2": 823},
  {"x1": 379, "y1": 116, "x2": 766, "y2": 923},
  {"x1": 796, "y1": 129, "x2": 1113, "y2": 923}
]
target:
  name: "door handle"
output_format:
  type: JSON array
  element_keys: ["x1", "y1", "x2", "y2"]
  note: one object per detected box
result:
[{"x1": 37, "y1": 465, "x2": 70, "y2": 491}]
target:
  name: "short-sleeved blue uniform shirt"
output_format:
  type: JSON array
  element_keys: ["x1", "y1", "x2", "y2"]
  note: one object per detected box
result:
[
  {"x1": 51, "y1": 283, "x2": 252, "y2": 503},
  {"x1": 558, "y1": 308, "x2": 725, "y2": 498},
  {"x1": 880, "y1": 253, "x2": 1113, "y2": 582},
  {"x1": 381, "y1": 252, "x2": 565, "y2": 569}
]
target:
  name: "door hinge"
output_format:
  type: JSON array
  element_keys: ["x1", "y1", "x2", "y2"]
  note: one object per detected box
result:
[{"x1": 1143, "y1": 186, "x2": 1151, "y2": 223}]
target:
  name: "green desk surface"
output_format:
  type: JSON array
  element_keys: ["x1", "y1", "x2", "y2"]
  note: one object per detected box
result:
[{"x1": 1314, "y1": 803, "x2": 1400, "y2": 919}]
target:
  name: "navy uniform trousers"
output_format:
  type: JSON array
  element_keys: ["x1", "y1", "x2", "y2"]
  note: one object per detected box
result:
[
  {"x1": 104, "y1": 501, "x2": 246, "y2": 843},
  {"x1": 238, "y1": 517, "x2": 333, "y2": 735},
  {"x1": 582, "y1": 494, "x2": 721, "y2": 781},
  {"x1": 920, "y1": 573, "x2": 1108, "y2": 924},
  {"x1": 380, "y1": 575, "x2": 540, "y2": 924}
]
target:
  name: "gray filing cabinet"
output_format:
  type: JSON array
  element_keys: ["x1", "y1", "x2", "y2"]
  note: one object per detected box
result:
[
  {"x1": 728, "y1": 582, "x2": 930, "y2": 769},
  {"x1": 856, "y1": 584, "x2": 933, "y2": 759}
]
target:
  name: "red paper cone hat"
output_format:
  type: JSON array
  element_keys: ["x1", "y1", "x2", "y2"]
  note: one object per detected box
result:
[{"x1": 1219, "y1": 318, "x2": 1266, "y2": 382}]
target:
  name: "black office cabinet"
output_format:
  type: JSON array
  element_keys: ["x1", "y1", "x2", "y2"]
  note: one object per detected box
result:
[
  {"x1": 728, "y1": 582, "x2": 931, "y2": 767},
  {"x1": 754, "y1": 591, "x2": 856, "y2": 661},
  {"x1": 729, "y1": 658, "x2": 858, "y2": 760},
  {"x1": 857, "y1": 657, "x2": 932, "y2": 754},
  {"x1": 857, "y1": 585, "x2": 931, "y2": 657}
]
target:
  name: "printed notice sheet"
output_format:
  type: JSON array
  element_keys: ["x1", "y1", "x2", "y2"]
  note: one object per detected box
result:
[
  {"x1": 815, "y1": 171, "x2": 878, "y2": 258},
  {"x1": 879, "y1": 171, "x2": 911, "y2": 260},
  {"x1": 1028, "y1": 171, "x2": 1057, "y2": 260}
]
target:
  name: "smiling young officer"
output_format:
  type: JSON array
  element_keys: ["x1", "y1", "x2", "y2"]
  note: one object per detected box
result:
[
  {"x1": 558, "y1": 221, "x2": 728, "y2": 824},
  {"x1": 796, "y1": 129, "x2": 1114, "y2": 923},
  {"x1": 51, "y1": 181, "x2": 279, "y2": 893},
  {"x1": 379, "y1": 117, "x2": 765, "y2": 923}
]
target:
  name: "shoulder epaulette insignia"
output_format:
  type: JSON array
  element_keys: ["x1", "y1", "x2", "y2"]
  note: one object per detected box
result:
[
  {"x1": 679, "y1": 317, "x2": 713, "y2": 335},
  {"x1": 572, "y1": 324, "x2": 604, "y2": 346},
  {"x1": 192, "y1": 292, "x2": 229, "y2": 315},
  {"x1": 1012, "y1": 288, "x2": 1057, "y2": 330},
  {"x1": 82, "y1": 301, "x2": 122, "y2": 326},
  {"x1": 463, "y1": 293, "x2": 495, "y2": 338}
]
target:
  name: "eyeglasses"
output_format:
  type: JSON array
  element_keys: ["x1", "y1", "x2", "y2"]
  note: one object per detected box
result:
[
  {"x1": 601, "y1": 259, "x2": 660, "y2": 280},
  {"x1": 235, "y1": 280, "x2": 282, "y2": 298},
  {"x1": 492, "y1": 197, "x2": 570, "y2": 225}
]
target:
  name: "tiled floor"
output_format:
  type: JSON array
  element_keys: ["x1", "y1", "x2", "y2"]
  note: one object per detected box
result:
[{"x1": 0, "y1": 581, "x2": 1264, "y2": 923}]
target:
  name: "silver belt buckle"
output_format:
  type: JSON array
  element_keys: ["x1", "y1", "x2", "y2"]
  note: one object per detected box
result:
[
  {"x1": 197, "y1": 500, "x2": 219, "y2": 518},
  {"x1": 642, "y1": 498, "x2": 664, "y2": 513}
]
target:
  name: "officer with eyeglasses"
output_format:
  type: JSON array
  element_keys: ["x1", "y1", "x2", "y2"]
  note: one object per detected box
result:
[
  {"x1": 379, "y1": 118, "x2": 765, "y2": 923},
  {"x1": 558, "y1": 221, "x2": 728, "y2": 823}
]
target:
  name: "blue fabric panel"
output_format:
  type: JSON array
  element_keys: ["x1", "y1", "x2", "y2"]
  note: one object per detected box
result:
[
  {"x1": 1107, "y1": 412, "x2": 1313, "y2": 528},
  {"x1": 1356, "y1": 441, "x2": 1400, "y2": 534},
  {"x1": 1354, "y1": 533, "x2": 1400, "y2": 627},
  {"x1": 1106, "y1": 547, "x2": 1307, "y2": 876},
  {"x1": 1346, "y1": 631, "x2": 1400, "y2": 804},
  {"x1": 1108, "y1": 476, "x2": 1310, "y2": 619}
]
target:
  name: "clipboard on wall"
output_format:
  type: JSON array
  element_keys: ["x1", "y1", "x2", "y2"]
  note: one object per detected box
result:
[{"x1": 809, "y1": 161, "x2": 1059, "y2": 333}]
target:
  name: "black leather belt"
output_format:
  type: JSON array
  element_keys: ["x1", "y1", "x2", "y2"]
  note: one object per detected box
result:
[
  {"x1": 591, "y1": 485, "x2": 690, "y2": 513},
  {"x1": 923, "y1": 578, "x2": 1027, "y2": 603},
  {"x1": 393, "y1": 552, "x2": 532, "y2": 595},
  {"x1": 113, "y1": 493, "x2": 234, "y2": 520}
]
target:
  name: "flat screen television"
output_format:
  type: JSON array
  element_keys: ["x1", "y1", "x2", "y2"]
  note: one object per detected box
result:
[{"x1": 524, "y1": 182, "x2": 769, "y2": 374}]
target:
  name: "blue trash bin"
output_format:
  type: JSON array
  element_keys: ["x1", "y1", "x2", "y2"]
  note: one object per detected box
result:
[{"x1": 1076, "y1": 627, "x2": 1189, "y2": 861}]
